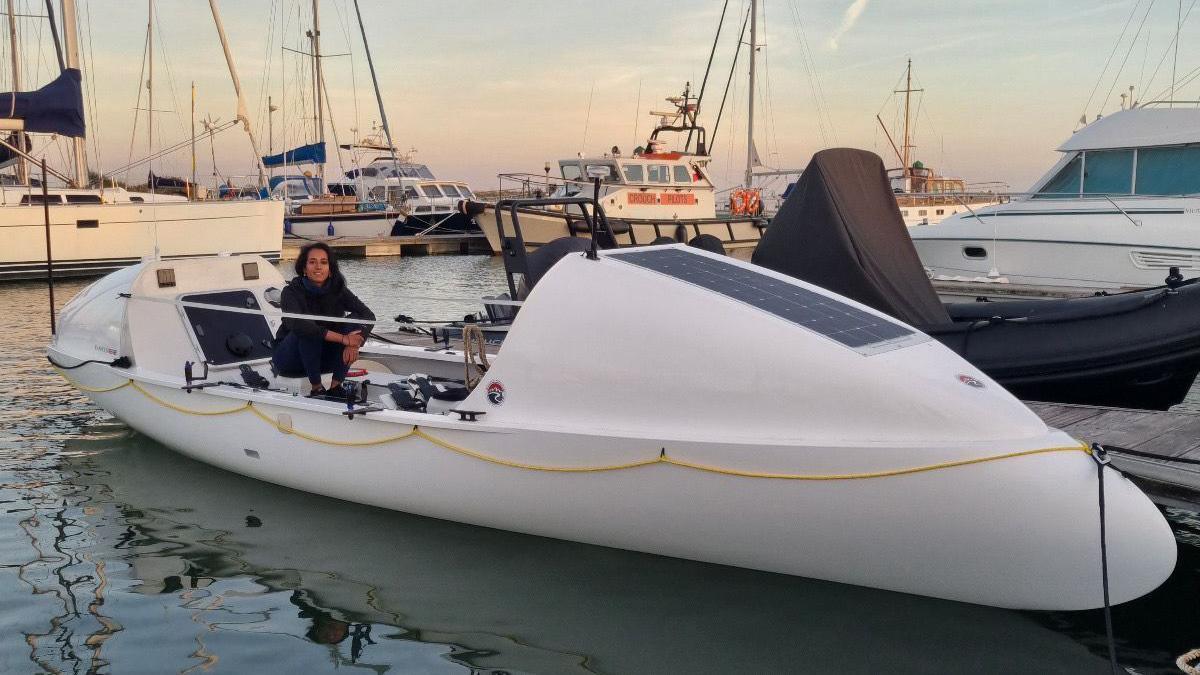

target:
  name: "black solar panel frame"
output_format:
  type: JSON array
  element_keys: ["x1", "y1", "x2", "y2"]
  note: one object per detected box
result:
[{"x1": 609, "y1": 248, "x2": 918, "y2": 353}]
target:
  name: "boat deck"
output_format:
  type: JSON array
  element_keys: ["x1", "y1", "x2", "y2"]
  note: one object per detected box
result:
[{"x1": 1027, "y1": 401, "x2": 1200, "y2": 508}]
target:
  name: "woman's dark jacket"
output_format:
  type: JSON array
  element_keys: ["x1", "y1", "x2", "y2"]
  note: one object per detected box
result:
[{"x1": 275, "y1": 274, "x2": 375, "y2": 342}]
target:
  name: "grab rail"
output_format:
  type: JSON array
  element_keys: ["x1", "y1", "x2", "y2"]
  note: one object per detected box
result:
[{"x1": 493, "y1": 196, "x2": 610, "y2": 298}]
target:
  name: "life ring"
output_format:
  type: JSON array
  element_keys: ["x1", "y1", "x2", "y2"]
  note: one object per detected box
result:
[
  {"x1": 729, "y1": 190, "x2": 748, "y2": 215},
  {"x1": 744, "y1": 189, "x2": 763, "y2": 216}
]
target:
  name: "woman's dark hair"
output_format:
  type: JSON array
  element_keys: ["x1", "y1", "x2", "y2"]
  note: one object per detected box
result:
[{"x1": 295, "y1": 242, "x2": 344, "y2": 286}]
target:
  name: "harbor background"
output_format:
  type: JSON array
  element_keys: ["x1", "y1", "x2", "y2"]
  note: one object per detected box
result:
[{"x1": 1, "y1": 256, "x2": 1197, "y2": 674}]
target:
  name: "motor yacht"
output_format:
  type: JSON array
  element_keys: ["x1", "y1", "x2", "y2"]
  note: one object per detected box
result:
[{"x1": 910, "y1": 105, "x2": 1200, "y2": 298}]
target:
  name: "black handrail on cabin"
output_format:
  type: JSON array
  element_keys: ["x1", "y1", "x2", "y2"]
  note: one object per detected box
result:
[{"x1": 493, "y1": 196, "x2": 610, "y2": 299}]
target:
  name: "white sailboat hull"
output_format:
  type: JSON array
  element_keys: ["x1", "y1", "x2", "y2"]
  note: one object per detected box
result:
[{"x1": 0, "y1": 199, "x2": 283, "y2": 279}]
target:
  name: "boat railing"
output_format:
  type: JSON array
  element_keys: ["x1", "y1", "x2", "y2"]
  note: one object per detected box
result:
[
  {"x1": 493, "y1": 196, "x2": 610, "y2": 299},
  {"x1": 498, "y1": 172, "x2": 625, "y2": 200},
  {"x1": 895, "y1": 192, "x2": 1011, "y2": 207}
]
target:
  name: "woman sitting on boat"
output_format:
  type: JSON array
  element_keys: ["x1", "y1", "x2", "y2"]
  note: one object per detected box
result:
[{"x1": 273, "y1": 242, "x2": 376, "y2": 397}]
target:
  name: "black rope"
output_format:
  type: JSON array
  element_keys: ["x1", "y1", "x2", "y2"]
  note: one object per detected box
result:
[
  {"x1": 1092, "y1": 444, "x2": 1121, "y2": 675},
  {"x1": 686, "y1": 0, "x2": 730, "y2": 152},
  {"x1": 1104, "y1": 443, "x2": 1200, "y2": 466},
  {"x1": 46, "y1": 355, "x2": 131, "y2": 370}
]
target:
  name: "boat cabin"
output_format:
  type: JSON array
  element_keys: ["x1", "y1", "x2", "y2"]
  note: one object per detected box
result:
[{"x1": 1030, "y1": 107, "x2": 1200, "y2": 199}]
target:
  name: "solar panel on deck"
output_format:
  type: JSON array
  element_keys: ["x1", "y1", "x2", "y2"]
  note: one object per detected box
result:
[{"x1": 611, "y1": 248, "x2": 916, "y2": 350}]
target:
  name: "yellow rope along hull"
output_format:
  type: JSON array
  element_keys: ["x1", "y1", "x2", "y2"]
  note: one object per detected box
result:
[{"x1": 55, "y1": 369, "x2": 1091, "y2": 479}]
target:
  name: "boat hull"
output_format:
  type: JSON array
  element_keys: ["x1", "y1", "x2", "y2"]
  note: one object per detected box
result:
[
  {"x1": 0, "y1": 199, "x2": 284, "y2": 280},
  {"x1": 910, "y1": 197, "x2": 1200, "y2": 296},
  {"x1": 479, "y1": 205, "x2": 765, "y2": 259},
  {"x1": 58, "y1": 362, "x2": 1176, "y2": 611}
]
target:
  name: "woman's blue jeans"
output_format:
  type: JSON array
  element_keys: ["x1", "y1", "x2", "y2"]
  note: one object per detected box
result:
[{"x1": 273, "y1": 327, "x2": 352, "y2": 386}]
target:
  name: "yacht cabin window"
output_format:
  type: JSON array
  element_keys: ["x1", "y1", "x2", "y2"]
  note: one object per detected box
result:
[
  {"x1": 1037, "y1": 145, "x2": 1200, "y2": 197},
  {"x1": 421, "y1": 185, "x2": 444, "y2": 198},
  {"x1": 361, "y1": 167, "x2": 379, "y2": 178},
  {"x1": 1135, "y1": 145, "x2": 1200, "y2": 195},
  {"x1": 458, "y1": 186, "x2": 474, "y2": 198},
  {"x1": 1082, "y1": 149, "x2": 1133, "y2": 195},
  {"x1": 404, "y1": 186, "x2": 420, "y2": 200},
  {"x1": 440, "y1": 185, "x2": 462, "y2": 197},
  {"x1": 560, "y1": 163, "x2": 583, "y2": 182},
  {"x1": 673, "y1": 165, "x2": 691, "y2": 183},
  {"x1": 1034, "y1": 155, "x2": 1083, "y2": 198},
  {"x1": 622, "y1": 164, "x2": 645, "y2": 183},
  {"x1": 648, "y1": 165, "x2": 670, "y2": 183}
]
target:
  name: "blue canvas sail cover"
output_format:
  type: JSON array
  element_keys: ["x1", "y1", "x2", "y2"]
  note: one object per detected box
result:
[
  {"x1": 261, "y1": 142, "x2": 326, "y2": 168},
  {"x1": 0, "y1": 69, "x2": 86, "y2": 138}
]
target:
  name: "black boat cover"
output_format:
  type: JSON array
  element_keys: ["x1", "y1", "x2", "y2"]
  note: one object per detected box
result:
[{"x1": 752, "y1": 148, "x2": 949, "y2": 325}]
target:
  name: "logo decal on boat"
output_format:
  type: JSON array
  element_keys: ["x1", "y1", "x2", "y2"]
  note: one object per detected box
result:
[
  {"x1": 958, "y1": 374, "x2": 985, "y2": 388},
  {"x1": 486, "y1": 381, "x2": 505, "y2": 405}
]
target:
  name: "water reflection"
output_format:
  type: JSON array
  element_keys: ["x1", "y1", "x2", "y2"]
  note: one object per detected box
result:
[{"x1": 51, "y1": 429, "x2": 1121, "y2": 674}]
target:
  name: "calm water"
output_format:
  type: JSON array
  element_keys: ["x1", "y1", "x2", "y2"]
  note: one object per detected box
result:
[{"x1": 2, "y1": 256, "x2": 1199, "y2": 674}]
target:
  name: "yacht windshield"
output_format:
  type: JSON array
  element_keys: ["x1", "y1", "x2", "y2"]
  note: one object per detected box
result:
[
  {"x1": 1135, "y1": 145, "x2": 1200, "y2": 195},
  {"x1": 1034, "y1": 155, "x2": 1082, "y2": 199}
]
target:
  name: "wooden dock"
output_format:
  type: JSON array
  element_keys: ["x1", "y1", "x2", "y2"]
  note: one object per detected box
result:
[
  {"x1": 281, "y1": 234, "x2": 491, "y2": 260},
  {"x1": 1027, "y1": 401, "x2": 1200, "y2": 507}
]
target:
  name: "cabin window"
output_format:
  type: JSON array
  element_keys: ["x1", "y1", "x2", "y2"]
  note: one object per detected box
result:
[
  {"x1": 458, "y1": 186, "x2": 473, "y2": 198},
  {"x1": 19, "y1": 194, "x2": 64, "y2": 205},
  {"x1": 622, "y1": 164, "x2": 645, "y2": 182},
  {"x1": 672, "y1": 165, "x2": 691, "y2": 183},
  {"x1": 918, "y1": 209, "x2": 927, "y2": 216},
  {"x1": 963, "y1": 246, "x2": 988, "y2": 259},
  {"x1": 65, "y1": 194, "x2": 102, "y2": 204},
  {"x1": 404, "y1": 186, "x2": 420, "y2": 200},
  {"x1": 1034, "y1": 154, "x2": 1083, "y2": 198},
  {"x1": 420, "y1": 185, "x2": 444, "y2": 198},
  {"x1": 440, "y1": 185, "x2": 462, "y2": 197},
  {"x1": 560, "y1": 163, "x2": 582, "y2": 182},
  {"x1": 648, "y1": 165, "x2": 670, "y2": 183},
  {"x1": 584, "y1": 164, "x2": 620, "y2": 183},
  {"x1": 361, "y1": 167, "x2": 379, "y2": 177},
  {"x1": 129, "y1": 196, "x2": 145, "y2": 203},
  {"x1": 329, "y1": 184, "x2": 356, "y2": 196},
  {"x1": 1082, "y1": 149, "x2": 1134, "y2": 195},
  {"x1": 936, "y1": 209, "x2": 944, "y2": 215},
  {"x1": 1135, "y1": 145, "x2": 1200, "y2": 195}
]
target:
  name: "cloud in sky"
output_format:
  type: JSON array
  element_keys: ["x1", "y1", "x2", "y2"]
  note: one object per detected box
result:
[{"x1": 828, "y1": 0, "x2": 870, "y2": 50}]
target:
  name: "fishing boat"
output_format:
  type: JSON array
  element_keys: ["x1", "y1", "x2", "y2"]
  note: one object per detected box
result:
[
  {"x1": 753, "y1": 147, "x2": 1200, "y2": 410},
  {"x1": 909, "y1": 104, "x2": 1200, "y2": 298},
  {"x1": 474, "y1": 86, "x2": 766, "y2": 258},
  {"x1": 0, "y1": 2, "x2": 281, "y2": 281},
  {"x1": 47, "y1": 245, "x2": 1175, "y2": 610}
]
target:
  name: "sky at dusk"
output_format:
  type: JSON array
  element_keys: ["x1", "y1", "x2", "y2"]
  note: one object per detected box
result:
[{"x1": 3, "y1": 0, "x2": 1198, "y2": 193}]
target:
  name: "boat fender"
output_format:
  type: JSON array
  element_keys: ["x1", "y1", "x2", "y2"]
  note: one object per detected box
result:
[
  {"x1": 673, "y1": 224, "x2": 688, "y2": 242},
  {"x1": 650, "y1": 236, "x2": 676, "y2": 246},
  {"x1": 327, "y1": 223, "x2": 335, "y2": 236},
  {"x1": 458, "y1": 199, "x2": 487, "y2": 217},
  {"x1": 688, "y1": 234, "x2": 727, "y2": 256}
]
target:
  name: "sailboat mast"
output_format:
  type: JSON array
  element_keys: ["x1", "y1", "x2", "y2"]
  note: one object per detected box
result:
[
  {"x1": 311, "y1": 0, "x2": 324, "y2": 183},
  {"x1": 902, "y1": 58, "x2": 911, "y2": 184},
  {"x1": 7, "y1": 0, "x2": 27, "y2": 184},
  {"x1": 148, "y1": 0, "x2": 154, "y2": 195},
  {"x1": 744, "y1": 0, "x2": 757, "y2": 188},
  {"x1": 351, "y1": 0, "x2": 399, "y2": 171},
  {"x1": 60, "y1": 0, "x2": 87, "y2": 187},
  {"x1": 207, "y1": 0, "x2": 267, "y2": 186}
]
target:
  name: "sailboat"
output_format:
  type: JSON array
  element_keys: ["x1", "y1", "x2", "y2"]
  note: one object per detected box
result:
[
  {"x1": 270, "y1": 0, "x2": 480, "y2": 239},
  {"x1": 878, "y1": 60, "x2": 1004, "y2": 227},
  {"x1": 0, "y1": 0, "x2": 282, "y2": 281}
]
